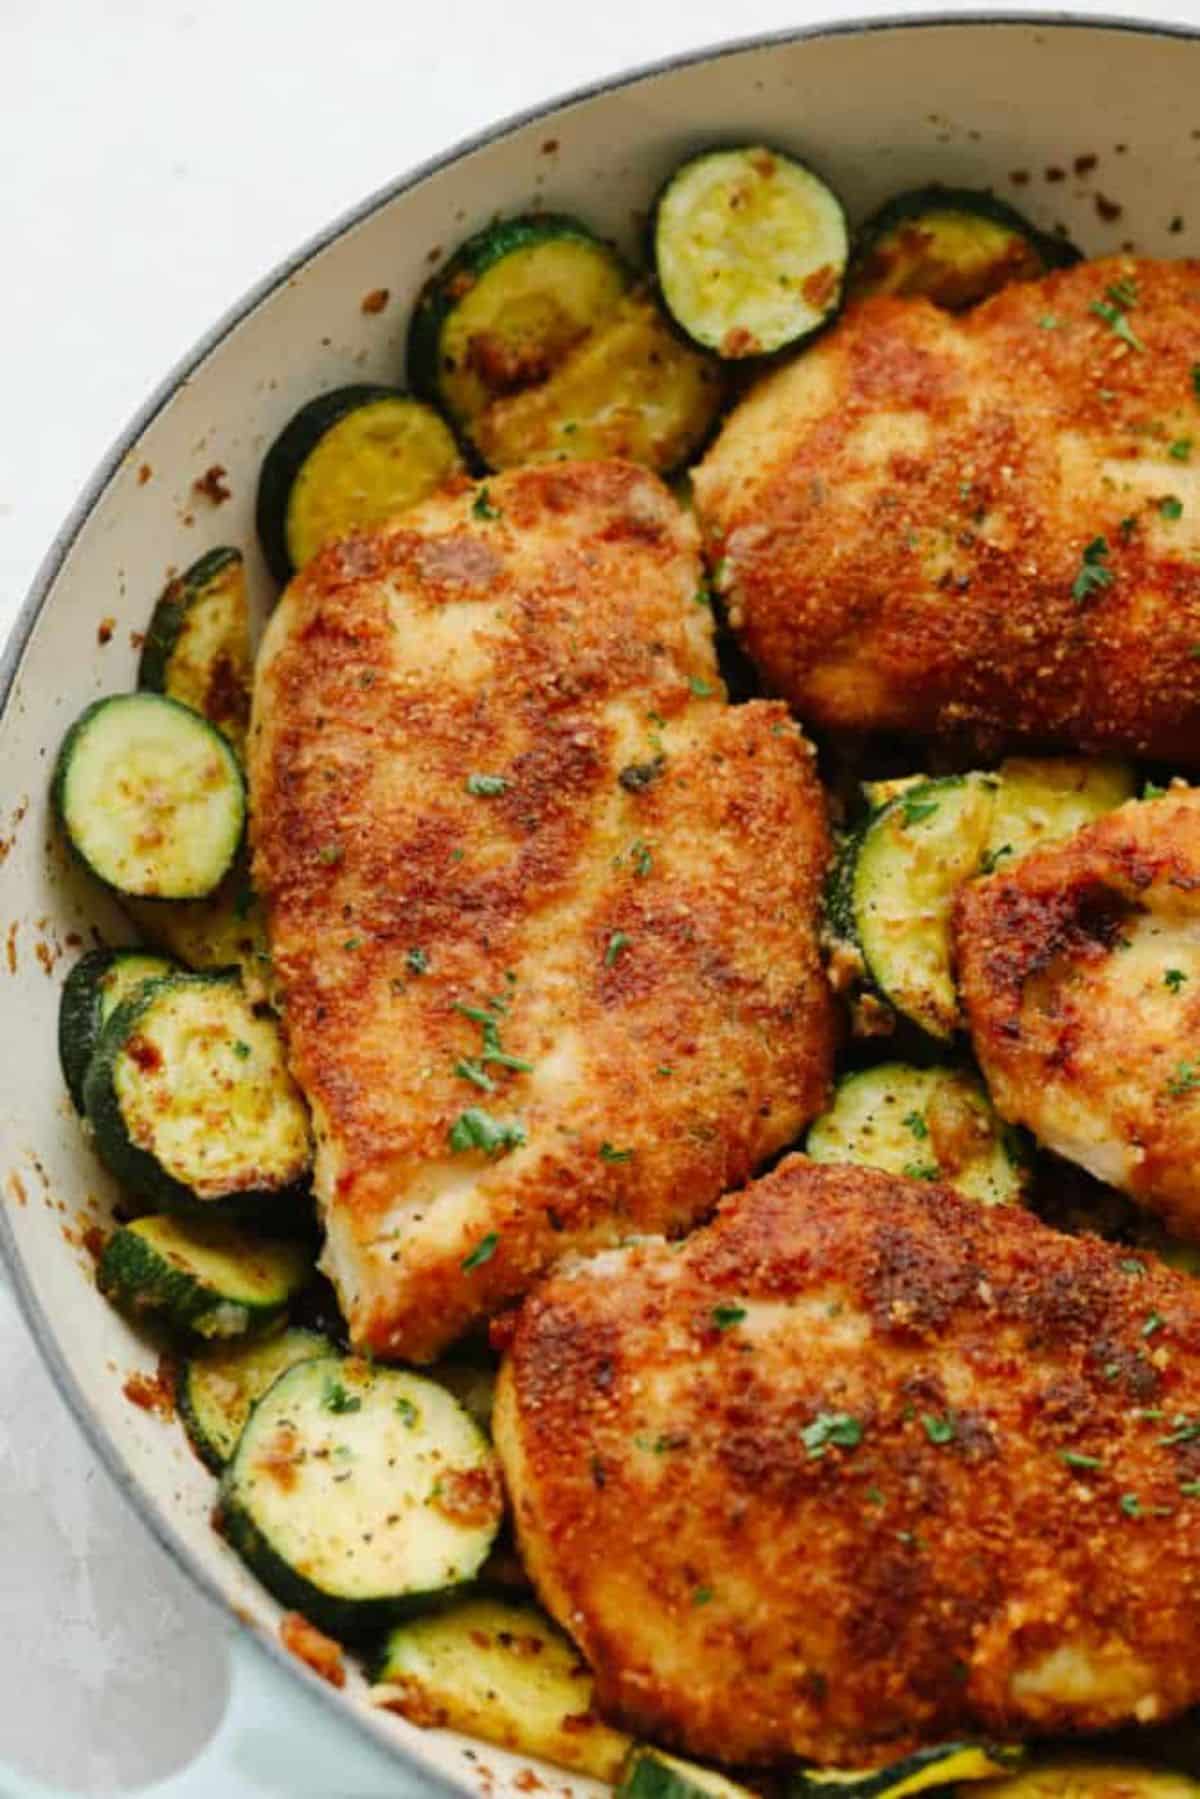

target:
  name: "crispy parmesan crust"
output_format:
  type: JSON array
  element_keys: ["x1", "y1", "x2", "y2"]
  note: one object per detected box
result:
[
  {"x1": 250, "y1": 461, "x2": 834, "y2": 1360},
  {"x1": 955, "y1": 788, "x2": 1200, "y2": 1234},
  {"x1": 694, "y1": 257, "x2": 1200, "y2": 759},
  {"x1": 496, "y1": 1158, "x2": 1200, "y2": 1766}
]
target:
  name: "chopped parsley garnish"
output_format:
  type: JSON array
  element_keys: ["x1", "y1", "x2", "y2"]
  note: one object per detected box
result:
[
  {"x1": 604, "y1": 931, "x2": 631, "y2": 967},
  {"x1": 1120, "y1": 1259, "x2": 1146, "y2": 1277},
  {"x1": 395, "y1": 1397, "x2": 418, "y2": 1427},
  {"x1": 472, "y1": 487, "x2": 502, "y2": 521},
  {"x1": 922, "y1": 1412, "x2": 956, "y2": 1446},
  {"x1": 979, "y1": 843, "x2": 1013, "y2": 875},
  {"x1": 711, "y1": 1303, "x2": 747, "y2": 1331},
  {"x1": 1119, "y1": 515, "x2": 1138, "y2": 542},
  {"x1": 1071, "y1": 536, "x2": 1114, "y2": 605},
  {"x1": 692, "y1": 586, "x2": 712, "y2": 608},
  {"x1": 631, "y1": 840, "x2": 653, "y2": 879},
  {"x1": 618, "y1": 756, "x2": 665, "y2": 792},
  {"x1": 455, "y1": 1058, "x2": 496, "y2": 1092},
  {"x1": 1170, "y1": 438, "x2": 1194, "y2": 463},
  {"x1": 1165, "y1": 968, "x2": 1188, "y2": 992},
  {"x1": 689, "y1": 675, "x2": 715, "y2": 698},
  {"x1": 1162, "y1": 1414, "x2": 1200, "y2": 1446},
  {"x1": 1161, "y1": 496, "x2": 1184, "y2": 520},
  {"x1": 1120, "y1": 1492, "x2": 1142, "y2": 1518},
  {"x1": 1089, "y1": 287, "x2": 1145, "y2": 351},
  {"x1": 865, "y1": 1486, "x2": 885, "y2": 1506},
  {"x1": 407, "y1": 946, "x2": 429, "y2": 975},
  {"x1": 1143, "y1": 780, "x2": 1168, "y2": 799},
  {"x1": 1181, "y1": 1480, "x2": 1200, "y2": 1498},
  {"x1": 460, "y1": 1230, "x2": 500, "y2": 1272},
  {"x1": 318, "y1": 843, "x2": 344, "y2": 865},
  {"x1": 1142, "y1": 1311, "x2": 1166, "y2": 1339},
  {"x1": 1038, "y1": 314, "x2": 1060, "y2": 331},
  {"x1": 902, "y1": 1111, "x2": 929, "y2": 1140},
  {"x1": 692, "y1": 1585, "x2": 714, "y2": 1606},
  {"x1": 1193, "y1": 363, "x2": 1200, "y2": 399},
  {"x1": 322, "y1": 1379, "x2": 361, "y2": 1415},
  {"x1": 599, "y1": 1141, "x2": 633, "y2": 1163},
  {"x1": 802, "y1": 1411, "x2": 863, "y2": 1459},
  {"x1": 1167, "y1": 1061, "x2": 1200, "y2": 1097},
  {"x1": 903, "y1": 1162, "x2": 940, "y2": 1182},
  {"x1": 232, "y1": 1040, "x2": 251, "y2": 1060},
  {"x1": 448, "y1": 1110, "x2": 525, "y2": 1158},
  {"x1": 465, "y1": 772, "x2": 509, "y2": 797},
  {"x1": 343, "y1": 936, "x2": 363, "y2": 951},
  {"x1": 1061, "y1": 1450, "x2": 1103, "y2": 1471},
  {"x1": 900, "y1": 794, "x2": 940, "y2": 826}
]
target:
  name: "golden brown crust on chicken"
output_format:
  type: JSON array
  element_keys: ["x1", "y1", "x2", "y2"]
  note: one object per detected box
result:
[
  {"x1": 955, "y1": 788, "x2": 1200, "y2": 1237},
  {"x1": 694, "y1": 257, "x2": 1200, "y2": 760},
  {"x1": 496, "y1": 1156, "x2": 1200, "y2": 1767},
  {"x1": 250, "y1": 460, "x2": 834, "y2": 1361}
]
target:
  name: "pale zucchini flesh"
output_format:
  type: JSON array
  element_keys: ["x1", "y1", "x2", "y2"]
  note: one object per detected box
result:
[
  {"x1": 138, "y1": 546, "x2": 252, "y2": 756},
  {"x1": 98, "y1": 1214, "x2": 311, "y2": 1340},
  {"x1": 472, "y1": 292, "x2": 724, "y2": 475},
  {"x1": 984, "y1": 757, "x2": 1135, "y2": 872},
  {"x1": 373, "y1": 1597, "x2": 630, "y2": 1779},
  {"x1": 178, "y1": 1326, "x2": 330, "y2": 1471},
  {"x1": 123, "y1": 852, "x2": 275, "y2": 1008},
  {"x1": 83, "y1": 971, "x2": 311, "y2": 1211},
  {"x1": 53, "y1": 691, "x2": 245, "y2": 900},
  {"x1": 654, "y1": 146, "x2": 848, "y2": 357},
  {"x1": 58, "y1": 947, "x2": 175, "y2": 1113},
  {"x1": 806, "y1": 1062, "x2": 1029, "y2": 1206},
  {"x1": 963, "y1": 1762, "x2": 1200, "y2": 1799},
  {"x1": 221, "y1": 1357, "x2": 502, "y2": 1637},
  {"x1": 791, "y1": 1741, "x2": 1025, "y2": 1798}
]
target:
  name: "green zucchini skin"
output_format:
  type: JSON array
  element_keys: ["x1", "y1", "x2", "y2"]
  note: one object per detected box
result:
[
  {"x1": 81, "y1": 970, "x2": 312, "y2": 1217},
  {"x1": 53, "y1": 692, "x2": 246, "y2": 901},
  {"x1": 58, "y1": 947, "x2": 175, "y2": 1113},
  {"x1": 790, "y1": 1741, "x2": 1026, "y2": 1799},
  {"x1": 652, "y1": 146, "x2": 849, "y2": 358},
  {"x1": 98, "y1": 1215, "x2": 311, "y2": 1341},
  {"x1": 138, "y1": 546, "x2": 251, "y2": 754},
  {"x1": 177, "y1": 1326, "x2": 329, "y2": 1471},
  {"x1": 618, "y1": 1747, "x2": 758, "y2": 1799},
  {"x1": 256, "y1": 384, "x2": 395, "y2": 583},
  {"x1": 407, "y1": 213, "x2": 629, "y2": 430},
  {"x1": 219, "y1": 1357, "x2": 503, "y2": 1640},
  {"x1": 849, "y1": 186, "x2": 1080, "y2": 310}
]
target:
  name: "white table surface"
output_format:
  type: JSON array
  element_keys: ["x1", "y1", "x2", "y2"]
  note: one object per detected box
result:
[{"x1": 3, "y1": 1, "x2": 1199, "y2": 1790}]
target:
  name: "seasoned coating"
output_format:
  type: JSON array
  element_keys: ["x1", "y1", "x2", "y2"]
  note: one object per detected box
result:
[
  {"x1": 495, "y1": 1157, "x2": 1200, "y2": 1767},
  {"x1": 250, "y1": 460, "x2": 834, "y2": 1361},
  {"x1": 694, "y1": 257, "x2": 1200, "y2": 760},
  {"x1": 955, "y1": 788, "x2": 1200, "y2": 1238}
]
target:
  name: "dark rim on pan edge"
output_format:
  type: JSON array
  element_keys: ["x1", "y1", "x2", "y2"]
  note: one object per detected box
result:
[{"x1": 0, "y1": 11, "x2": 1195, "y2": 1789}]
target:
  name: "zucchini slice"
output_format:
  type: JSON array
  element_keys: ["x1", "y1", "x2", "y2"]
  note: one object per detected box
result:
[
  {"x1": 791, "y1": 1742, "x2": 1025, "y2": 1799},
  {"x1": 960, "y1": 1763, "x2": 1199, "y2": 1799},
  {"x1": 852, "y1": 774, "x2": 996, "y2": 1039},
  {"x1": 123, "y1": 852, "x2": 274, "y2": 1008},
  {"x1": 58, "y1": 947, "x2": 175, "y2": 1113},
  {"x1": 256, "y1": 385, "x2": 462, "y2": 582},
  {"x1": 806, "y1": 1062, "x2": 1029, "y2": 1206},
  {"x1": 619, "y1": 1747, "x2": 758, "y2": 1799},
  {"x1": 653, "y1": 146, "x2": 848, "y2": 358},
  {"x1": 178, "y1": 1325, "x2": 329, "y2": 1471},
  {"x1": 472, "y1": 292, "x2": 725, "y2": 475},
  {"x1": 220, "y1": 1357, "x2": 502, "y2": 1637},
  {"x1": 98, "y1": 1214, "x2": 311, "y2": 1341},
  {"x1": 138, "y1": 546, "x2": 252, "y2": 756},
  {"x1": 82, "y1": 971, "x2": 312, "y2": 1213},
  {"x1": 984, "y1": 756, "x2": 1135, "y2": 872},
  {"x1": 53, "y1": 692, "x2": 245, "y2": 901},
  {"x1": 372, "y1": 1597, "x2": 631, "y2": 1779},
  {"x1": 408, "y1": 213, "x2": 629, "y2": 435},
  {"x1": 849, "y1": 186, "x2": 1080, "y2": 311}
]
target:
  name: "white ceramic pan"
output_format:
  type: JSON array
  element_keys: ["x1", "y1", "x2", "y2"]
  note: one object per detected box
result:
[{"x1": 3, "y1": 13, "x2": 1199, "y2": 1794}]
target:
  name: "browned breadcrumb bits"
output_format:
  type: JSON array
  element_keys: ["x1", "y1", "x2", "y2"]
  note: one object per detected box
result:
[
  {"x1": 361, "y1": 287, "x2": 390, "y2": 315},
  {"x1": 122, "y1": 1356, "x2": 177, "y2": 1421},
  {"x1": 137, "y1": 463, "x2": 152, "y2": 485},
  {"x1": 280, "y1": 1613, "x2": 346, "y2": 1688},
  {"x1": 1096, "y1": 192, "x2": 1123, "y2": 222},
  {"x1": 97, "y1": 616, "x2": 116, "y2": 646},
  {"x1": 193, "y1": 465, "x2": 231, "y2": 506},
  {"x1": 541, "y1": 138, "x2": 559, "y2": 155}
]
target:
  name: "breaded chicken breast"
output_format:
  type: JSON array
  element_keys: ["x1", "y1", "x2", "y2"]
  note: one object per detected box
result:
[
  {"x1": 250, "y1": 461, "x2": 834, "y2": 1362},
  {"x1": 955, "y1": 788, "x2": 1200, "y2": 1238},
  {"x1": 495, "y1": 1157, "x2": 1200, "y2": 1767},
  {"x1": 694, "y1": 257, "x2": 1200, "y2": 760}
]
